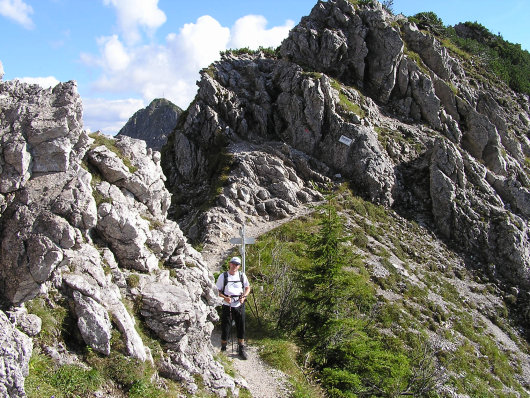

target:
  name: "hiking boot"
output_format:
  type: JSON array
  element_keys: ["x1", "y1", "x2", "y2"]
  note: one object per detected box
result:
[
  {"x1": 238, "y1": 344, "x2": 248, "y2": 360},
  {"x1": 221, "y1": 343, "x2": 227, "y2": 352}
]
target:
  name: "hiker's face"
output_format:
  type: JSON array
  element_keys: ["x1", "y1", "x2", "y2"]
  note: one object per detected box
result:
[{"x1": 229, "y1": 262, "x2": 240, "y2": 270}]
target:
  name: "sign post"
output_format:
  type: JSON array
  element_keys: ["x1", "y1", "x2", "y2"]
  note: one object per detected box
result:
[{"x1": 229, "y1": 224, "x2": 255, "y2": 274}]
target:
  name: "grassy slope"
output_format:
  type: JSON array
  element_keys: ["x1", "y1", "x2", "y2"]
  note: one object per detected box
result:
[{"x1": 242, "y1": 186, "x2": 530, "y2": 397}]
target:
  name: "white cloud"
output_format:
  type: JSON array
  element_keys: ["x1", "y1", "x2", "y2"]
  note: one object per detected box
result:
[
  {"x1": 173, "y1": 16, "x2": 231, "y2": 71},
  {"x1": 82, "y1": 97, "x2": 145, "y2": 135},
  {"x1": 99, "y1": 35, "x2": 131, "y2": 71},
  {"x1": 0, "y1": 0, "x2": 33, "y2": 29},
  {"x1": 81, "y1": 15, "x2": 231, "y2": 109},
  {"x1": 229, "y1": 15, "x2": 295, "y2": 49},
  {"x1": 103, "y1": 0, "x2": 166, "y2": 44},
  {"x1": 80, "y1": 35, "x2": 131, "y2": 72},
  {"x1": 15, "y1": 76, "x2": 60, "y2": 88}
]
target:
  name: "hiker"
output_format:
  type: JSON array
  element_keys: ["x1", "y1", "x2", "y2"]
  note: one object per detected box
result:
[{"x1": 216, "y1": 256, "x2": 251, "y2": 360}]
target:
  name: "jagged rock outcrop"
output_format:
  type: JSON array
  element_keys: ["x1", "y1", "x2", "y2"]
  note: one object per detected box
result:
[
  {"x1": 0, "y1": 80, "x2": 235, "y2": 396},
  {"x1": 1, "y1": 0, "x2": 530, "y2": 396},
  {"x1": 162, "y1": 0, "x2": 529, "y2": 301},
  {"x1": 117, "y1": 98, "x2": 182, "y2": 151}
]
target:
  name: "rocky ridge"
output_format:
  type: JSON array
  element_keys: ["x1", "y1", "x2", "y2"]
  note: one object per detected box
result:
[
  {"x1": 118, "y1": 98, "x2": 182, "y2": 151},
  {"x1": 0, "y1": 0, "x2": 530, "y2": 396},
  {"x1": 163, "y1": 0, "x2": 529, "y2": 300},
  {"x1": 0, "y1": 80, "x2": 235, "y2": 396}
]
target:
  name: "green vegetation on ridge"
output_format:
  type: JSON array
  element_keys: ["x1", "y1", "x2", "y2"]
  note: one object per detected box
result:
[
  {"x1": 24, "y1": 296, "x2": 189, "y2": 397},
  {"x1": 243, "y1": 185, "x2": 529, "y2": 397},
  {"x1": 408, "y1": 12, "x2": 530, "y2": 95}
]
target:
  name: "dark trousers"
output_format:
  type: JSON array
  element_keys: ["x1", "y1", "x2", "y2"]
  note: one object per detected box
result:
[{"x1": 221, "y1": 304, "x2": 245, "y2": 341}]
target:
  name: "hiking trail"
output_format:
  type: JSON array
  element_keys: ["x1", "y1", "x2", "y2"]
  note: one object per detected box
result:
[{"x1": 206, "y1": 205, "x2": 317, "y2": 397}]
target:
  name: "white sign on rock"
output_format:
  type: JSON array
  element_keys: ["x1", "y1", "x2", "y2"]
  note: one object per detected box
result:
[{"x1": 339, "y1": 135, "x2": 353, "y2": 146}]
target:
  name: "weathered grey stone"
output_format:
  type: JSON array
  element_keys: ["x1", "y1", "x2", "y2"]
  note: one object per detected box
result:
[
  {"x1": 0, "y1": 311, "x2": 32, "y2": 398},
  {"x1": 73, "y1": 291, "x2": 112, "y2": 355},
  {"x1": 402, "y1": 22, "x2": 453, "y2": 80},
  {"x1": 50, "y1": 168, "x2": 98, "y2": 230},
  {"x1": 7, "y1": 307, "x2": 42, "y2": 337},
  {"x1": 96, "y1": 201, "x2": 159, "y2": 272},
  {"x1": 87, "y1": 145, "x2": 130, "y2": 184},
  {"x1": 0, "y1": 81, "x2": 85, "y2": 193},
  {"x1": 430, "y1": 138, "x2": 465, "y2": 238},
  {"x1": 104, "y1": 295, "x2": 149, "y2": 361},
  {"x1": 0, "y1": 78, "x2": 234, "y2": 397},
  {"x1": 113, "y1": 135, "x2": 172, "y2": 217}
]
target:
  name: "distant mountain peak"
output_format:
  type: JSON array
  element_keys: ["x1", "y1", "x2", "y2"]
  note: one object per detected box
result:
[{"x1": 118, "y1": 98, "x2": 182, "y2": 151}]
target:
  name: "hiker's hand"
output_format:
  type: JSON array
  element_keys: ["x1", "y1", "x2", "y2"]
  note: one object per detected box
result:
[
  {"x1": 239, "y1": 295, "x2": 246, "y2": 303},
  {"x1": 224, "y1": 296, "x2": 230, "y2": 303}
]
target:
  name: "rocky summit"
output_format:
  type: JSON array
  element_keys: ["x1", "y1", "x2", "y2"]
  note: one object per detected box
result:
[
  {"x1": 163, "y1": 0, "x2": 529, "y2": 290},
  {"x1": 118, "y1": 98, "x2": 183, "y2": 151},
  {"x1": 1, "y1": 0, "x2": 530, "y2": 397}
]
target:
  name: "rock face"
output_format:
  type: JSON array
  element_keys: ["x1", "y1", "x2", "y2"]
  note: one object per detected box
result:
[
  {"x1": 1, "y1": 0, "x2": 530, "y2": 396},
  {"x1": 0, "y1": 311, "x2": 32, "y2": 398},
  {"x1": 163, "y1": 0, "x2": 530, "y2": 298},
  {"x1": 0, "y1": 81, "x2": 234, "y2": 395},
  {"x1": 117, "y1": 98, "x2": 182, "y2": 151}
]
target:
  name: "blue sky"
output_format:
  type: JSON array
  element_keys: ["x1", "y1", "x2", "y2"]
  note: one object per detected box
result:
[{"x1": 1, "y1": 0, "x2": 529, "y2": 135}]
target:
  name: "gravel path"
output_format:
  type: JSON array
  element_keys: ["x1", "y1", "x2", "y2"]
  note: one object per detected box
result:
[
  {"x1": 205, "y1": 204, "x2": 319, "y2": 397},
  {"x1": 201, "y1": 203, "x2": 319, "y2": 272},
  {"x1": 211, "y1": 330, "x2": 291, "y2": 398}
]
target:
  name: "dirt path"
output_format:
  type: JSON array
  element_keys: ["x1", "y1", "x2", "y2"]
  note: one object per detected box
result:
[
  {"x1": 204, "y1": 204, "x2": 319, "y2": 397},
  {"x1": 211, "y1": 330, "x2": 291, "y2": 397},
  {"x1": 201, "y1": 203, "x2": 318, "y2": 272}
]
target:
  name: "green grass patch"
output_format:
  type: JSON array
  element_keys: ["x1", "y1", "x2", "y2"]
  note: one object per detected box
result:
[
  {"x1": 26, "y1": 297, "x2": 70, "y2": 346},
  {"x1": 330, "y1": 79, "x2": 366, "y2": 119},
  {"x1": 240, "y1": 183, "x2": 529, "y2": 397},
  {"x1": 26, "y1": 350, "x2": 103, "y2": 398},
  {"x1": 374, "y1": 126, "x2": 424, "y2": 154}
]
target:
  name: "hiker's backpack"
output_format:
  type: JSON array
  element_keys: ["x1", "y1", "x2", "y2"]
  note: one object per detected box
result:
[{"x1": 222, "y1": 271, "x2": 245, "y2": 295}]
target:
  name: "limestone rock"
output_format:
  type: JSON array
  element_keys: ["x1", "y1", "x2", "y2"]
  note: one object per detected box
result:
[
  {"x1": 138, "y1": 263, "x2": 234, "y2": 394},
  {"x1": 0, "y1": 80, "x2": 86, "y2": 192},
  {"x1": 97, "y1": 201, "x2": 159, "y2": 272},
  {"x1": 0, "y1": 79, "x2": 233, "y2": 396},
  {"x1": 162, "y1": 0, "x2": 529, "y2": 301},
  {"x1": 0, "y1": 311, "x2": 32, "y2": 398},
  {"x1": 73, "y1": 291, "x2": 112, "y2": 355},
  {"x1": 6, "y1": 307, "x2": 42, "y2": 337}
]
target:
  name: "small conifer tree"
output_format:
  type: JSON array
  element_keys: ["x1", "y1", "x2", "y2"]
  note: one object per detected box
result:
[{"x1": 298, "y1": 187, "x2": 349, "y2": 339}]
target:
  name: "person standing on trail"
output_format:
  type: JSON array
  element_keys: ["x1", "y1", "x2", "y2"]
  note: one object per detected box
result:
[{"x1": 216, "y1": 256, "x2": 251, "y2": 360}]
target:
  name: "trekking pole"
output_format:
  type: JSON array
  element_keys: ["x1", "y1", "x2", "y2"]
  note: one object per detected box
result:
[
  {"x1": 249, "y1": 289, "x2": 261, "y2": 327},
  {"x1": 229, "y1": 301, "x2": 234, "y2": 354}
]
